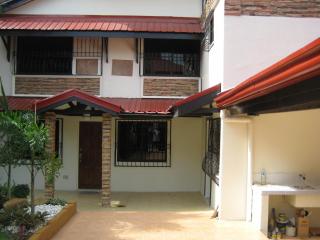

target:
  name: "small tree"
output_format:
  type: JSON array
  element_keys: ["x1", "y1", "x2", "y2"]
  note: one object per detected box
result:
[{"x1": 18, "y1": 113, "x2": 48, "y2": 214}]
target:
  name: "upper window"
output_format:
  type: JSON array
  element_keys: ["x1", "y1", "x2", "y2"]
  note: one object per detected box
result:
[
  {"x1": 17, "y1": 37, "x2": 73, "y2": 75},
  {"x1": 115, "y1": 120, "x2": 171, "y2": 167},
  {"x1": 143, "y1": 39, "x2": 200, "y2": 77}
]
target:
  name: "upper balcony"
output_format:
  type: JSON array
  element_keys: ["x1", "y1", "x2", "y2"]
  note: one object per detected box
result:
[{"x1": 0, "y1": 15, "x2": 203, "y2": 98}]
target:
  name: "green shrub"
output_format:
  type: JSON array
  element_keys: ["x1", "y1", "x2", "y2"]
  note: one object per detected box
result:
[
  {"x1": 0, "y1": 185, "x2": 9, "y2": 209},
  {"x1": 0, "y1": 204, "x2": 47, "y2": 239},
  {"x1": 12, "y1": 185, "x2": 30, "y2": 198},
  {"x1": 45, "y1": 198, "x2": 67, "y2": 206}
]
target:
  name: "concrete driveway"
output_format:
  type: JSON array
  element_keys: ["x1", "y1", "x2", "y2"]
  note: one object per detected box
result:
[
  {"x1": 52, "y1": 211, "x2": 268, "y2": 240},
  {"x1": 49, "y1": 192, "x2": 268, "y2": 240}
]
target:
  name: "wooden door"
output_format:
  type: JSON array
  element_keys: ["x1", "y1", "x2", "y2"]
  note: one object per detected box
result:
[{"x1": 78, "y1": 122, "x2": 102, "y2": 189}]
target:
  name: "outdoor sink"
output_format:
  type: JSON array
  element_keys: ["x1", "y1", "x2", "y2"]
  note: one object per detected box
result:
[{"x1": 286, "y1": 187, "x2": 320, "y2": 208}]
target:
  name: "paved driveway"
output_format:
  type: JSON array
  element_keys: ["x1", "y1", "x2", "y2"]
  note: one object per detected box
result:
[{"x1": 52, "y1": 211, "x2": 268, "y2": 240}]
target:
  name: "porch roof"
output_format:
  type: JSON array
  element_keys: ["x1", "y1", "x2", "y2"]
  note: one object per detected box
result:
[
  {"x1": 34, "y1": 89, "x2": 122, "y2": 115},
  {"x1": 170, "y1": 83, "x2": 221, "y2": 117},
  {"x1": 215, "y1": 38, "x2": 320, "y2": 109},
  {"x1": 6, "y1": 91, "x2": 179, "y2": 115},
  {"x1": 0, "y1": 14, "x2": 202, "y2": 38}
]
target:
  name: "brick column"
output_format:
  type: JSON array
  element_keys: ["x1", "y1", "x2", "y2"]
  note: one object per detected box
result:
[
  {"x1": 101, "y1": 114, "x2": 112, "y2": 207},
  {"x1": 44, "y1": 112, "x2": 56, "y2": 199}
]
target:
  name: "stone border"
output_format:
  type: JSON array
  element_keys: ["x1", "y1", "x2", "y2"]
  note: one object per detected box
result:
[{"x1": 29, "y1": 202, "x2": 77, "y2": 240}]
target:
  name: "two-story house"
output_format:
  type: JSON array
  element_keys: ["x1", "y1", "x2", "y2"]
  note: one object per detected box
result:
[
  {"x1": 0, "y1": 0, "x2": 221, "y2": 208},
  {"x1": 1, "y1": 0, "x2": 320, "y2": 235}
]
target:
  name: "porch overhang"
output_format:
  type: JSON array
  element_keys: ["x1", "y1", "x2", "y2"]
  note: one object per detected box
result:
[
  {"x1": 215, "y1": 38, "x2": 320, "y2": 115},
  {"x1": 0, "y1": 14, "x2": 202, "y2": 39},
  {"x1": 34, "y1": 89, "x2": 122, "y2": 116},
  {"x1": 171, "y1": 83, "x2": 221, "y2": 117}
]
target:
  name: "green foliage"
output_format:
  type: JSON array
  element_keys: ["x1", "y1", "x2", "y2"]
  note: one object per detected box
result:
[
  {"x1": 43, "y1": 155, "x2": 63, "y2": 185},
  {"x1": 0, "y1": 185, "x2": 10, "y2": 209},
  {"x1": 0, "y1": 204, "x2": 47, "y2": 239},
  {"x1": 12, "y1": 185, "x2": 30, "y2": 199},
  {"x1": 45, "y1": 198, "x2": 67, "y2": 206}
]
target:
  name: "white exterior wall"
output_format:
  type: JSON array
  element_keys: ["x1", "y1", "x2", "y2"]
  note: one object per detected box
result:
[
  {"x1": 223, "y1": 16, "x2": 320, "y2": 90},
  {"x1": 219, "y1": 117, "x2": 250, "y2": 220},
  {"x1": 201, "y1": 0, "x2": 225, "y2": 90},
  {"x1": 252, "y1": 109, "x2": 320, "y2": 187},
  {"x1": 0, "y1": 40, "x2": 12, "y2": 95},
  {"x1": 102, "y1": 38, "x2": 141, "y2": 98},
  {"x1": 0, "y1": 116, "x2": 204, "y2": 192},
  {"x1": 218, "y1": 15, "x2": 320, "y2": 221},
  {"x1": 8, "y1": 0, "x2": 201, "y2": 17},
  {"x1": 111, "y1": 117, "x2": 204, "y2": 192}
]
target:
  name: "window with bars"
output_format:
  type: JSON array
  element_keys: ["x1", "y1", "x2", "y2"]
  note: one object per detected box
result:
[
  {"x1": 143, "y1": 39, "x2": 200, "y2": 77},
  {"x1": 115, "y1": 120, "x2": 171, "y2": 167},
  {"x1": 16, "y1": 37, "x2": 103, "y2": 76},
  {"x1": 17, "y1": 37, "x2": 73, "y2": 75}
]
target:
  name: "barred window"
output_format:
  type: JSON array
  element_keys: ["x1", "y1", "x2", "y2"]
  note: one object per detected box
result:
[
  {"x1": 115, "y1": 120, "x2": 171, "y2": 167},
  {"x1": 17, "y1": 37, "x2": 73, "y2": 75},
  {"x1": 143, "y1": 39, "x2": 200, "y2": 77}
]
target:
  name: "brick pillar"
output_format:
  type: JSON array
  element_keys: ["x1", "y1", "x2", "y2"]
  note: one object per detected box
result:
[
  {"x1": 101, "y1": 114, "x2": 112, "y2": 207},
  {"x1": 44, "y1": 112, "x2": 56, "y2": 200}
]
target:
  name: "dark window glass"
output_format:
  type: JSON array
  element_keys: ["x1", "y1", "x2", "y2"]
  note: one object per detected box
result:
[
  {"x1": 209, "y1": 17, "x2": 214, "y2": 45},
  {"x1": 143, "y1": 39, "x2": 200, "y2": 77},
  {"x1": 17, "y1": 37, "x2": 73, "y2": 75},
  {"x1": 55, "y1": 119, "x2": 63, "y2": 159},
  {"x1": 116, "y1": 121, "x2": 170, "y2": 167}
]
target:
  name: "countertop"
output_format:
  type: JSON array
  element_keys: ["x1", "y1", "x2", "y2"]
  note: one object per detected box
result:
[{"x1": 252, "y1": 184, "x2": 320, "y2": 196}]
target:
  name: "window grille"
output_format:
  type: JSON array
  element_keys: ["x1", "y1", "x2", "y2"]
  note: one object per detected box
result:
[
  {"x1": 143, "y1": 39, "x2": 200, "y2": 77},
  {"x1": 115, "y1": 119, "x2": 171, "y2": 167},
  {"x1": 15, "y1": 37, "x2": 103, "y2": 75},
  {"x1": 202, "y1": 118, "x2": 220, "y2": 184}
]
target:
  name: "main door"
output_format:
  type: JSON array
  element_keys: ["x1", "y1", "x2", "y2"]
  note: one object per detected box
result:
[{"x1": 78, "y1": 122, "x2": 102, "y2": 189}]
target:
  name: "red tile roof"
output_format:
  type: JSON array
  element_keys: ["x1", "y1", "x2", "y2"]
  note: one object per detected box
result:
[
  {"x1": 7, "y1": 96, "x2": 43, "y2": 111},
  {"x1": 105, "y1": 98, "x2": 179, "y2": 115},
  {"x1": 6, "y1": 94, "x2": 179, "y2": 115},
  {"x1": 215, "y1": 38, "x2": 320, "y2": 108},
  {"x1": 0, "y1": 15, "x2": 202, "y2": 33}
]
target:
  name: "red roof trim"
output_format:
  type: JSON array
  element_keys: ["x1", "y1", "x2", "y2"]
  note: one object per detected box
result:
[
  {"x1": 172, "y1": 83, "x2": 221, "y2": 108},
  {"x1": 35, "y1": 89, "x2": 122, "y2": 113},
  {"x1": 215, "y1": 38, "x2": 320, "y2": 108},
  {"x1": 0, "y1": 15, "x2": 202, "y2": 33}
]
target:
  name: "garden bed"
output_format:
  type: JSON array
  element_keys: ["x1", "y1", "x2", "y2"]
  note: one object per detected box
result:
[{"x1": 29, "y1": 202, "x2": 76, "y2": 240}]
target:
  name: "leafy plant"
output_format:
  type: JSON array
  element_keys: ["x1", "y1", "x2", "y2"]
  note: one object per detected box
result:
[
  {"x1": 42, "y1": 154, "x2": 63, "y2": 186},
  {"x1": 45, "y1": 198, "x2": 67, "y2": 206},
  {"x1": 0, "y1": 203, "x2": 47, "y2": 239},
  {"x1": 12, "y1": 185, "x2": 30, "y2": 199},
  {"x1": 0, "y1": 79, "x2": 29, "y2": 199}
]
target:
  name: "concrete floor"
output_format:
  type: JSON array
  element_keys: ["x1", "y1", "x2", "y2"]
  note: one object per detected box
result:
[
  {"x1": 45, "y1": 192, "x2": 319, "y2": 240},
  {"x1": 52, "y1": 211, "x2": 269, "y2": 240}
]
